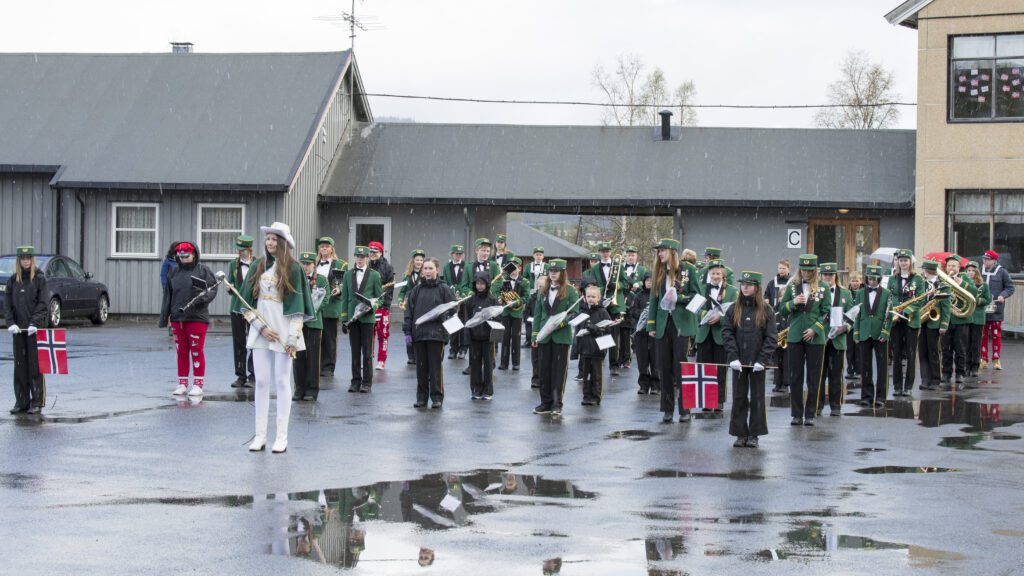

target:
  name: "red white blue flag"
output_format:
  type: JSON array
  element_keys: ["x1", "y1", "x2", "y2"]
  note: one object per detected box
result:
[
  {"x1": 681, "y1": 362, "x2": 718, "y2": 410},
  {"x1": 36, "y1": 329, "x2": 68, "y2": 375}
]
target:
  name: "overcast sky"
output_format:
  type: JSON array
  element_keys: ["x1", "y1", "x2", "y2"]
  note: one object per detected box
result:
[{"x1": 3, "y1": 0, "x2": 918, "y2": 129}]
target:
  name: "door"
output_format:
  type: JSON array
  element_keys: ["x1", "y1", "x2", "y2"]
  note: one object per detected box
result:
[
  {"x1": 348, "y1": 217, "x2": 392, "y2": 261},
  {"x1": 808, "y1": 219, "x2": 880, "y2": 282}
]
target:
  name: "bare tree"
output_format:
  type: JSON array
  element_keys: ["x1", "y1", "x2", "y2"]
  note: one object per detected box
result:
[
  {"x1": 814, "y1": 50, "x2": 901, "y2": 129},
  {"x1": 592, "y1": 54, "x2": 698, "y2": 127}
]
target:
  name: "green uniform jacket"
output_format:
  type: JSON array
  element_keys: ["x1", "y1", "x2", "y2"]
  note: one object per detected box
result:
[
  {"x1": 883, "y1": 273, "x2": 926, "y2": 332},
  {"x1": 587, "y1": 261, "x2": 629, "y2": 314},
  {"x1": 970, "y1": 282, "x2": 992, "y2": 326},
  {"x1": 227, "y1": 256, "x2": 262, "y2": 313},
  {"x1": 853, "y1": 286, "x2": 890, "y2": 342},
  {"x1": 491, "y1": 276, "x2": 530, "y2": 319},
  {"x1": 778, "y1": 280, "x2": 827, "y2": 345},
  {"x1": 339, "y1": 267, "x2": 383, "y2": 325},
  {"x1": 398, "y1": 271, "x2": 420, "y2": 308},
  {"x1": 460, "y1": 260, "x2": 500, "y2": 296},
  {"x1": 622, "y1": 263, "x2": 649, "y2": 292},
  {"x1": 319, "y1": 259, "x2": 349, "y2": 320},
  {"x1": 949, "y1": 273, "x2": 980, "y2": 327},
  {"x1": 824, "y1": 284, "x2": 854, "y2": 351},
  {"x1": 646, "y1": 262, "x2": 703, "y2": 339},
  {"x1": 695, "y1": 284, "x2": 738, "y2": 345},
  {"x1": 237, "y1": 258, "x2": 316, "y2": 322},
  {"x1": 922, "y1": 280, "x2": 952, "y2": 331},
  {"x1": 304, "y1": 274, "x2": 330, "y2": 330},
  {"x1": 531, "y1": 284, "x2": 581, "y2": 345},
  {"x1": 441, "y1": 261, "x2": 469, "y2": 297}
]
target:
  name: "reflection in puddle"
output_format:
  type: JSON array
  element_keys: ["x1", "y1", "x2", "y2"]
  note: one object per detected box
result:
[
  {"x1": 854, "y1": 466, "x2": 958, "y2": 474},
  {"x1": 607, "y1": 429, "x2": 663, "y2": 441},
  {"x1": 0, "y1": 472, "x2": 41, "y2": 490},
  {"x1": 645, "y1": 469, "x2": 769, "y2": 481},
  {"x1": 939, "y1": 431, "x2": 1022, "y2": 450},
  {"x1": 848, "y1": 398, "x2": 1024, "y2": 432},
  {"x1": 760, "y1": 520, "x2": 965, "y2": 566}
]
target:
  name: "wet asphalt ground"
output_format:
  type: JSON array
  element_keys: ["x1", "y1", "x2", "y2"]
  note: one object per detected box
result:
[{"x1": 1, "y1": 319, "x2": 1023, "y2": 575}]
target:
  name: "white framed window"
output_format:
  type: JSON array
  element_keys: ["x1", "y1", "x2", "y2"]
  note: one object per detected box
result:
[
  {"x1": 111, "y1": 202, "x2": 160, "y2": 258},
  {"x1": 198, "y1": 204, "x2": 246, "y2": 259}
]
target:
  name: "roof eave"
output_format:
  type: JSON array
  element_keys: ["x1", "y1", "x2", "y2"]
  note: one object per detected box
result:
[
  {"x1": 54, "y1": 180, "x2": 289, "y2": 193},
  {"x1": 884, "y1": 0, "x2": 932, "y2": 29}
]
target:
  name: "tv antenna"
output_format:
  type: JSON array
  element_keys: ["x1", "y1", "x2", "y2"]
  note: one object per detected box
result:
[{"x1": 316, "y1": 0, "x2": 384, "y2": 51}]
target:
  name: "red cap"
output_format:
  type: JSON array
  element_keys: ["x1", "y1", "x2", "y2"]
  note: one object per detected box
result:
[
  {"x1": 175, "y1": 242, "x2": 196, "y2": 254},
  {"x1": 984, "y1": 249, "x2": 999, "y2": 260},
  {"x1": 368, "y1": 241, "x2": 384, "y2": 253}
]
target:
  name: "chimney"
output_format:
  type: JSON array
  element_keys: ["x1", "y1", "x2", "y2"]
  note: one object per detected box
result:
[
  {"x1": 658, "y1": 109, "x2": 673, "y2": 141},
  {"x1": 170, "y1": 42, "x2": 194, "y2": 54}
]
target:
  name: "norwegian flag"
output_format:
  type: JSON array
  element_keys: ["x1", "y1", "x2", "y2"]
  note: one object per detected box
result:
[
  {"x1": 36, "y1": 329, "x2": 68, "y2": 375},
  {"x1": 681, "y1": 362, "x2": 718, "y2": 410}
]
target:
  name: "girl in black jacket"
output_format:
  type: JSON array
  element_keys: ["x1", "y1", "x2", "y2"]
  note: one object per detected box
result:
[
  {"x1": 578, "y1": 285, "x2": 613, "y2": 405},
  {"x1": 466, "y1": 271, "x2": 499, "y2": 400},
  {"x1": 404, "y1": 258, "x2": 455, "y2": 408},
  {"x1": 158, "y1": 242, "x2": 218, "y2": 397},
  {"x1": 721, "y1": 271, "x2": 777, "y2": 448},
  {"x1": 630, "y1": 273, "x2": 658, "y2": 394},
  {"x1": 5, "y1": 246, "x2": 50, "y2": 414}
]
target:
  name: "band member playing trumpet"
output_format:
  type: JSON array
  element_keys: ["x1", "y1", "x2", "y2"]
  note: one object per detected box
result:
[
  {"x1": 883, "y1": 249, "x2": 925, "y2": 396},
  {"x1": 778, "y1": 254, "x2": 826, "y2": 426},
  {"x1": 316, "y1": 237, "x2": 348, "y2": 378},
  {"x1": 853, "y1": 265, "x2": 890, "y2": 407},
  {"x1": 917, "y1": 260, "x2": 950, "y2": 391},
  {"x1": 340, "y1": 246, "x2": 383, "y2": 393},
  {"x1": 695, "y1": 259, "x2": 737, "y2": 412},
  {"x1": 494, "y1": 257, "x2": 529, "y2": 371},
  {"x1": 617, "y1": 246, "x2": 647, "y2": 370}
]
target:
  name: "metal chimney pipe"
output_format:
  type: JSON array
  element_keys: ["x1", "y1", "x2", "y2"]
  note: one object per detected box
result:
[
  {"x1": 658, "y1": 109, "x2": 673, "y2": 141},
  {"x1": 170, "y1": 42, "x2": 194, "y2": 54}
]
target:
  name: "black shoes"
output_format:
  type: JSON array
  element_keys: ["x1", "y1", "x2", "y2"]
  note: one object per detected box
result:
[
  {"x1": 413, "y1": 401, "x2": 427, "y2": 408},
  {"x1": 858, "y1": 399, "x2": 870, "y2": 407},
  {"x1": 359, "y1": 385, "x2": 371, "y2": 393},
  {"x1": 512, "y1": 365, "x2": 520, "y2": 371},
  {"x1": 9, "y1": 406, "x2": 27, "y2": 414},
  {"x1": 581, "y1": 399, "x2": 597, "y2": 406},
  {"x1": 462, "y1": 367, "x2": 470, "y2": 375},
  {"x1": 638, "y1": 388, "x2": 648, "y2": 395},
  {"x1": 498, "y1": 365, "x2": 509, "y2": 370},
  {"x1": 533, "y1": 405, "x2": 552, "y2": 415},
  {"x1": 347, "y1": 385, "x2": 360, "y2": 393},
  {"x1": 431, "y1": 402, "x2": 442, "y2": 409},
  {"x1": 662, "y1": 413, "x2": 674, "y2": 423},
  {"x1": 26, "y1": 406, "x2": 42, "y2": 415},
  {"x1": 733, "y1": 437, "x2": 746, "y2": 448},
  {"x1": 745, "y1": 436, "x2": 759, "y2": 448},
  {"x1": 230, "y1": 377, "x2": 247, "y2": 388},
  {"x1": 791, "y1": 417, "x2": 803, "y2": 426}
]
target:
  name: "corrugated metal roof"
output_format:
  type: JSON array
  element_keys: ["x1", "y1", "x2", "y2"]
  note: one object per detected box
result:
[
  {"x1": 506, "y1": 220, "x2": 589, "y2": 259},
  {"x1": 0, "y1": 51, "x2": 359, "y2": 189},
  {"x1": 322, "y1": 123, "x2": 915, "y2": 209}
]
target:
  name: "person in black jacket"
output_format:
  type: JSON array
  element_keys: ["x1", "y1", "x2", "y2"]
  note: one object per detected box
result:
[
  {"x1": 158, "y1": 241, "x2": 218, "y2": 397},
  {"x1": 5, "y1": 246, "x2": 50, "y2": 414},
  {"x1": 630, "y1": 273, "x2": 658, "y2": 394},
  {"x1": 722, "y1": 271, "x2": 778, "y2": 448},
  {"x1": 578, "y1": 286, "x2": 614, "y2": 406},
  {"x1": 404, "y1": 258, "x2": 455, "y2": 409},
  {"x1": 465, "y1": 272, "x2": 499, "y2": 400}
]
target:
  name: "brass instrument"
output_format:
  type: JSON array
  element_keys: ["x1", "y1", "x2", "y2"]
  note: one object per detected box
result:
[
  {"x1": 918, "y1": 293, "x2": 945, "y2": 323},
  {"x1": 600, "y1": 254, "x2": 622, "y2": 307},
  {"x1": 776, "y1": 327, "x2": 790, "y2": 349},
  {"x1": 501, "y1": 289, "x2": 524, "y2": 313},
  {"x1": 936, "y1": 268, "x2": 977, "y2": 319},
  {"x1": 888, "y1": 287, "x2": 938, "y2": 322}
]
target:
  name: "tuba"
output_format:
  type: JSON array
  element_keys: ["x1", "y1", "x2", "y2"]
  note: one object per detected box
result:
[{"x1": 935, "y1": 268, "x2": 977, "y2": 319}]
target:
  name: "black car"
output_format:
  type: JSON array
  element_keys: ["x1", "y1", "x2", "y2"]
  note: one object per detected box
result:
[{"x1": 0, "y1": 254, "x2": 110, "y2": 327}]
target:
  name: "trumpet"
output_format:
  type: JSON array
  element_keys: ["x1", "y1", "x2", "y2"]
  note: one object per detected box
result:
[
  {"x1": 776, "y1": 327, "x2": 790, "y2": 349},
  {"x1": 935, "y1": 268, "x2": 977, "y2": 319}
]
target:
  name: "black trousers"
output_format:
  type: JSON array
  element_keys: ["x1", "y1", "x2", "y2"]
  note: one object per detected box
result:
[
  {"x1": 819, "y1": 342, "x2": 845, "y2": 412},
  {"x1": 968, "y1": 323, "x2": 984, "y2": 373},
  {"x1": 696, "y1": 337, "x2": 728, "y2": 407},
  {"x1": 919, "y1": 327, "x2": 942, "y2": 387},
  {"x1": 414, "y1": 340, "x2": 445, "y2": 403},
  {"x1": 787, "y1": 341, "x2": 824, "y2": 419},
  {"x1": 293, "y1": 327, "x2": 322, "y2": 399},
  {"x1": 230, "y1": 313, "x2": 255, "y2": 380},
  {"x1": 530, "y1": 330, "x2": 541, "y2": 385},
  {"x1": 616, "y1": 325, "x2": 633, "y2": 367},
  {"x1": 349, "y1": 322, "x2": 374, "y2": 388},
  {"x1": 12, "y1": 332, "x2": 45, "y2": 409},
  {"x1": 634, "y1": 332, "x2": 658, "y2": 391},
  {"x1": 729, "y1": 369, "x2": 767, "y2": 438},
  {"x1": 500, "y1": 316, "x2": 522, "y2": 368},
  {"x1": 581, "y1": 355, "x2": 604, "y2": 402},
  {"x1": 448, "y1": 328, "x2": 462, "y2": 359},
  {"x1": 942, "y1": 323, "x2": 970, "y2": 379},
  {"x1": 657, "y1": 317, "x2": 690, "y2": 417},
  {"x1": 320, "y1": 317, "x2": 339, "y2": 374},
  {"x1": 859, "y1": 338, "x2": 888, "y2": 403},
  {"x1": 538, "y1": 342, "x2": 569, "y2": 410},
  {"x1": 845, "y1": 332, "x2": 860, "y2": 375},
  {"x1": 469, "y1": 339, "x2": 494, "y2": 397},
  {"x1": 889, "y1": 322, "x2": 918, "y2": 392},
  {"x1": 771, "y1": 340, "x2": 787, "y2": 389}
]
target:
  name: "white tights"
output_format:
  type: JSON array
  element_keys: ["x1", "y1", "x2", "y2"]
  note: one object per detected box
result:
[{"x1": 252, "y1": 348, "x2": 293, "y2": 439}]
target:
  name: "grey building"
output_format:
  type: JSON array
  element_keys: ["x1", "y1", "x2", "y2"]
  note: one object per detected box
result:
[
  {"x1": 0, "y1": 50, "x2": 371, "y2": 315},
  {"x1": 320, "y1": 122, "x2": 916, "y2": 281}
]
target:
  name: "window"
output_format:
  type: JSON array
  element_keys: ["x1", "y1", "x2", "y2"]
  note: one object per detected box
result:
[
  {"x1": 950, "y1": 34, "x2": 1024, "y2": 121},
  {"x1": 47, "y1": 259, "x2": 71, "y2": 279},
  {"x1": 197, "y1": 204, "x2": 245, "y2": 259},
  {"x1": 111, "y1": 203, "x2": 159, "y2": 258},
  {"x1": 948, "y1": 190, "x2": 1024, "y2": 273},
  {"x1": 64, "y1": 258, "x2": 86, "y2": 280}
]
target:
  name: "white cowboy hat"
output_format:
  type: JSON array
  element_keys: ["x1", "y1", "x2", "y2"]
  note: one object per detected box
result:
[{"x1": 259, "y1": 222, "x2": 296, "y2": 249}]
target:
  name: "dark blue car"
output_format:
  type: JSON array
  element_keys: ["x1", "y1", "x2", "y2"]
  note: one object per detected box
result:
[{"x1": 0, "y1": 254, "x2": 110, "y2": 327}]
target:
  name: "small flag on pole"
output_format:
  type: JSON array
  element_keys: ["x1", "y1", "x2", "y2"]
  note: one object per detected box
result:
[
  {"x1": 681, "y1": 362, "x2": 718, "y2": 410},
  {"x1": 36, "y1": 329, "x2": 68, "y2": 375}
]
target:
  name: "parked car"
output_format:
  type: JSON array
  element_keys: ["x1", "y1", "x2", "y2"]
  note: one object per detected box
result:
[{"x1": 0, "y1": 254, "x2": 110, "y2": 327}]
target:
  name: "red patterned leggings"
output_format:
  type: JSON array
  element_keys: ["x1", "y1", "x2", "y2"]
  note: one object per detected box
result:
[
  {"x1": 375, "y1": 308, "x2": 391, "y2": 363},
  {"x1": 172, "y1": 321, "x2": 208, "y2": 380},
  {"x1": 981, "y1": 321, "x2": 1002, "y2": 361}
]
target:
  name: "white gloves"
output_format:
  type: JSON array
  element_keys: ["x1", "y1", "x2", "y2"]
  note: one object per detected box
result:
[
  {"x1": 729, "y1": 360, "x2": 742, "y2": 371},
  {"x1": 753, "y1": 362, "x2": 765, "y2": 372},
  {"x1": 27, "y1": 326, "x2": 38, "y2": 335},
  {"x1": 7, "y1": 325, "x2": 19, "y2": 334}
]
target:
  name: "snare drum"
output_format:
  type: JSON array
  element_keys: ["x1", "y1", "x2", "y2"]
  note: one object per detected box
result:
[{"x1": 985, "y1": 303, "x2": 998, "y2": 314}]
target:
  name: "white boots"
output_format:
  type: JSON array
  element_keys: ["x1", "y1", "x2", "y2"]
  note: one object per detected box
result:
[
  {"x1": 249, "y1": 411, "x2": 268, "y2": 451},
  {"x1": 271, "y1": 416, "x2": 288, "y2": 453},
  {"x1": 250, "y1": 413, "x2": 289, "y2": 453}
]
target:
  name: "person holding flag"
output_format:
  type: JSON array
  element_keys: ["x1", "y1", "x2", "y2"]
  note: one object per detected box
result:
[
  {"x1": 5, "y1": 246, "x2": 49, "y2": 414},
  {"x1": 722, "y1": 271, "x2": 776, "y2": 448},
  {"x1": 695, "y1": 259, "x2": 737, "y2": 412}
]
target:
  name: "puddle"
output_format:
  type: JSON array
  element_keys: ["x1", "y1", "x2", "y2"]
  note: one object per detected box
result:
[
  {"x1": 848, "y1": 399, "x2": 1024, "y2": 432},
  {"x1": 855, "y1": 447, "x2": 887, "y2": 455},
  {"x1": 0, "y1": 472, "x2": 41, "y2": 490},
  {"x1": 939, "y1": 431, "x2": 1022, "y2": 450},
  {"x1": 645, "y1": 469, "x2": 770, "y2": 481},
  {"x1": 854, "y1": 466, "x2": 958, "y2": 475},
  {"x1": 993, "y1": 529, "x2": 1024, "y2": 537},
  {"x1": 757, "y1": 520, "x2": 965, "y2": 566},
  {"x1": 606, "y1": 429, "x2": 663, "y2": 441}
]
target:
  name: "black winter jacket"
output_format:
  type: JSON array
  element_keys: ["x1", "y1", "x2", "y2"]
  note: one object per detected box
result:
[
  {"x1": 5, "y1": 272, "x2": 50, "y2": 328},
  {"x1": 626, "y1": 287, "x2": 650, "y2": 330},
  {"x1": 403, "y1": 278, "x2": 456, "y2": 343},
  {"x1": 465, "y1": 288, "x2": 500, "y2": 341},
  {"x1": 370, "y1": 256, "x2": 396, "y2": 308},
  {"x1": 577, "y1": 303, "x2": 612, "y2": 358},
  {"x1": 721, "y1": 297, "x2": 777, "y2": 367},
  {"x1": 159, "y1": 248, "x2": 218, "y2": 326}
]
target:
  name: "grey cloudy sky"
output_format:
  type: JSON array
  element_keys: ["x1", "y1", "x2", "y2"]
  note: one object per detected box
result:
[{"x1": 3, "y1": 0, "x2": 918, "y2": 129}]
